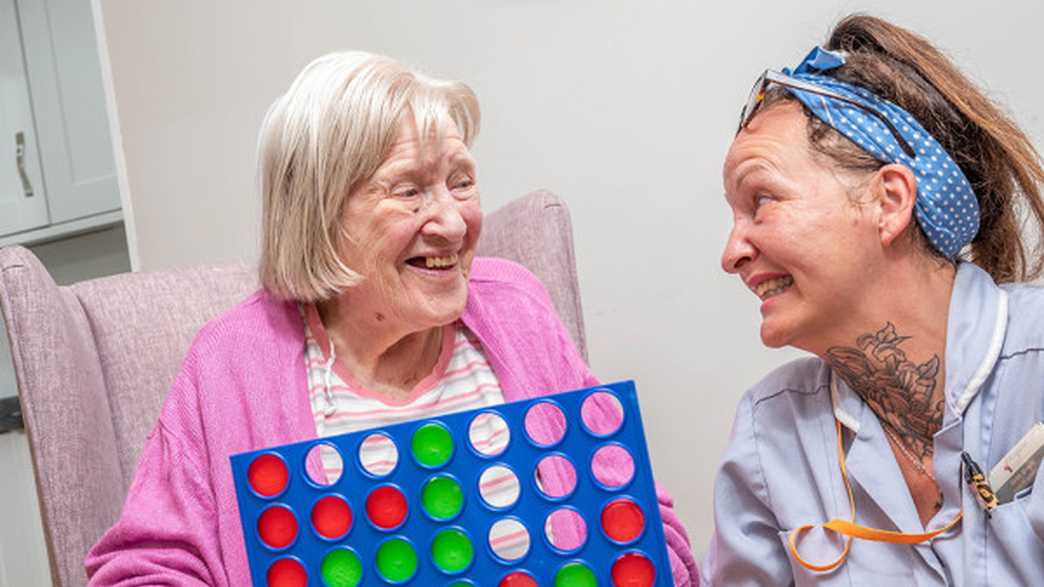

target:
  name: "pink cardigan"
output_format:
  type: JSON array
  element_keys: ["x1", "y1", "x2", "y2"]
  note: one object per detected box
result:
[{"x1": 85, "y1": 258, "x2": 698, "y2": 585}]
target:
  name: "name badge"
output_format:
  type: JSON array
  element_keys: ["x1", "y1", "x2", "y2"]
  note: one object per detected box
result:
[{"x1": 990, "y1": 422, "x2": 1044, "y2": 504}]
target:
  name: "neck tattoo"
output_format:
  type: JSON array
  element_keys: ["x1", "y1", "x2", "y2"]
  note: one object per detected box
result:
[{"x1": 826, "y1": 322, "x2": 944, "y2": 473}]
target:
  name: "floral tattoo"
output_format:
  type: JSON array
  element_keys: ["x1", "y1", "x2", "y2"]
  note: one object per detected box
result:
[{"x1": 826, "y1": 322, "x2": 943, "y2": 464}]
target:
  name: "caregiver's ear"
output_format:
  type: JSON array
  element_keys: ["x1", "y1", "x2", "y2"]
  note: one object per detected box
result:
[{"x1": 874, "y1": 163, "x2": 918, "y2": 247}]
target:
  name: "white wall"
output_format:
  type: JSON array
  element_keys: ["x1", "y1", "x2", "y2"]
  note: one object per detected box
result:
[
  {"x1": 97, "y1": 0, "x2": 1044, "y2": 552},
  {"x1": 0, "y1": 430, "x2": 50, "y2": 586}
]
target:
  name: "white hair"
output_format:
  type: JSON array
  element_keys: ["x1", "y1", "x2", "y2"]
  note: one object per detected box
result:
[{"x1": 258, "y1": 51, "x2": 480, "y2": 301}]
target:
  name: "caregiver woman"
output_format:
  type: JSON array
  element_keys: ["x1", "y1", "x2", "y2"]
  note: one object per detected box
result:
[{"x1": 705, "y1": 15, "x2": 1044, "y2": 586}]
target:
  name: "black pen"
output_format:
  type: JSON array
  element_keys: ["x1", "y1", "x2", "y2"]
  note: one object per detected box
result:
[{"x1": 961, "y1": 451, "x2": 998, "y2": 518}]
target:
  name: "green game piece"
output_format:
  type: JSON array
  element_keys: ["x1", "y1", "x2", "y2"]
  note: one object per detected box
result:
[
  {"x1": 422, "y1": 476, "x2": 464, "y2": 520},
  {"x1": 376, "y1": 538, "x2": 417, "y2": 583},
  {"x1": 555, "y1": 562, "x2": 597, "y2": 587},
  {"x1": 320, "y1": 548, "x2": 362, "y2": 587},
  {"x1": 412, "y1": 423, "x2": 454, "y2": 467},
  {"x1": 431, "y1": 528, "x2": 474, "y2": 573}
]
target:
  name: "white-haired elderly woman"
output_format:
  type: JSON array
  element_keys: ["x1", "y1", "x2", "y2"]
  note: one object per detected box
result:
[{"x1": 84, "y1": 52, "x2": 698, "y2": 586}]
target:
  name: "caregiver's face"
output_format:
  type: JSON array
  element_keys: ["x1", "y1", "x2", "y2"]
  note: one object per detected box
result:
[{"x1": 720, "y1": 103, "x2": 880, "y2": 350}]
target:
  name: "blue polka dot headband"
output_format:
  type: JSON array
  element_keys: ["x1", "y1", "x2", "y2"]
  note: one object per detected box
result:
[{"x1": 765, "y1": 47, "x2": 980, "y2": 259}]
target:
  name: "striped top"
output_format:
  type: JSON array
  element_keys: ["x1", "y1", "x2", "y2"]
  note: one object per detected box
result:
[
  {"x1": 301, "y1": 304, "x2": 531, "y2": 558},
  {"x1": 302, "y1": 302, "x2": 507, "y2": 442}
]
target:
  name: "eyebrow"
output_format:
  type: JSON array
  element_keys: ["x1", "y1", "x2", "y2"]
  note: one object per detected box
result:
[
  {"x1": 374, "y1": 161, "x2": 423, "y2": 184},
  {"x1": 730, "y1": 160, "x2": 777, "y2": 193},
  {"x1": 446, "y1": 150, "x2": 475, "y2": 169},
  {"x1": 372, "y1": 145, "x2": 475, "y2": 184}
]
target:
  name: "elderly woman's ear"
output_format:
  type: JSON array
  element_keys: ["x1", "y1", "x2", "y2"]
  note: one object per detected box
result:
[{"x1": 873, "y1": 163, "x2": 919, "y2": 249}]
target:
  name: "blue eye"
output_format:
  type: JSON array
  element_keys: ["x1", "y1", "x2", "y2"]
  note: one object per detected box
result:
[{"x1": 754, "y1": 194, "x2": 774, "y2": 210}]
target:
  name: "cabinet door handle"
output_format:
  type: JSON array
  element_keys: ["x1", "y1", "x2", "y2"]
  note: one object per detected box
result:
[{"x1": 15, "y1": 131, "x2": 34, "y2": 198}]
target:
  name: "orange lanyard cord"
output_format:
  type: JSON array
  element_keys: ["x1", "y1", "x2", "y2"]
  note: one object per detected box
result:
[{"x1": 787, "y1": 419, "x2": 963, "y2": 572}]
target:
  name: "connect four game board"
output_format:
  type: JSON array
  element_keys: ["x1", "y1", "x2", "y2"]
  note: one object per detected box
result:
[{"x1": 230, "y1": 380, "x2": 672, "y2": 586}]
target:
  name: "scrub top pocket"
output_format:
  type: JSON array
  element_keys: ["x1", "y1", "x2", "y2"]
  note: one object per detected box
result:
[{"x1": 985, "y1": 486, "x2": 1044, "y2": 586}]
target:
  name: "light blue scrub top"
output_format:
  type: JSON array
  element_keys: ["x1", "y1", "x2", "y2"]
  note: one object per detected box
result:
[{"x1": 702, "y1": 263, "x2": 1044, "y2": 586}]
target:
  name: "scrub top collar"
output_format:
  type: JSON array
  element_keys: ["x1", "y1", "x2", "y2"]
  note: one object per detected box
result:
[{"x1": 832, "y1": 262, "x2": 1009, "y2": 432}]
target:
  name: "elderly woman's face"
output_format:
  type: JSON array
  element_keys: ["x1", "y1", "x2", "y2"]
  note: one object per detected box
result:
[
  {"x1": 721, "y1": 103, "x2": 882, "y2": 350},
  {"x1": 339, "y1": 117, "x2": 481, "y2": 331}
]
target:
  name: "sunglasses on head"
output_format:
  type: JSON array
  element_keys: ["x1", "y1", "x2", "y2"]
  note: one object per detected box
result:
[{"x1": 737, "y1": 69, "x2": 917, "y2": 159}]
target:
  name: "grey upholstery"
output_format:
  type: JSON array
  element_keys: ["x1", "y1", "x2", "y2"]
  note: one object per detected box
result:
[{"x1": 0, "y1": 191, "x2": 586, "y2": 587}]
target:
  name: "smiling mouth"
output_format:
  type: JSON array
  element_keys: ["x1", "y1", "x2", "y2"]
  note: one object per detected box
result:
[
  {"x1": 405, "y1": 253, "x2": 459, "y2": 271},
  {"x1": 754, "y1": 275, "x2": 793, "y2": 300}
]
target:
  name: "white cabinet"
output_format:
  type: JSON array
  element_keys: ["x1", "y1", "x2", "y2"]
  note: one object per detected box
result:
[
  {"x1": 0, "y1": 0, "x2": 121, "y2": 246},
  {"x1": 0, "y1": 0, "x2": 49, "y2": 236}
]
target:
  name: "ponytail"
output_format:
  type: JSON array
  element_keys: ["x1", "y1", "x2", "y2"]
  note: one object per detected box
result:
[{"x1": 774, "y1": 14, "x2": 1044, "y2": 282}]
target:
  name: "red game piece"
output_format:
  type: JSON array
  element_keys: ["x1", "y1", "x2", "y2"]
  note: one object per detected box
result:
[
  {"x1": 248, "y1": 453, "x2": 289, "y2": 497},
  {"x1": 366, "y1": 485, "x2": 408, "y2": 529},
  {"x1": 311, "y1": 495, "x2": 352, "y2": 539},
  {"x1": 611, "y1": 552, "x2": 656, "y2": 587},
  {"x1": 266, "y1": 557, "x2": 307, "y2": 587},
  {"x1": 499, "y1": 571, "x2": 539, "y2": 587},
  {"x1": 258, "y1": 505, "x2": 298, "y2": 549},
  {"x1": 602, "y1": 498, "x2": 645, "y2": 543}
]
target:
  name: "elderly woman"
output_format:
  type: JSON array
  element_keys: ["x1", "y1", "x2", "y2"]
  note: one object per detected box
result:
[
  {"x1": 706, "y1": 15, "x2": 1044, "y2": 586},
  {"x1": 84, "y1": 52, "x2": 697, "y2": 585}
]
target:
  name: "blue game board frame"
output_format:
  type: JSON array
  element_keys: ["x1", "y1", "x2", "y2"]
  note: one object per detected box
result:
[{"x1": 230, "y1": 380, "x2": 673, "y2": 586}]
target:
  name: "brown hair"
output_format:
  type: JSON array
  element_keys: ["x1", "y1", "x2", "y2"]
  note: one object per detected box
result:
[{"x1": 762, "y1": 14, "x2": 1044, "y2": 283}]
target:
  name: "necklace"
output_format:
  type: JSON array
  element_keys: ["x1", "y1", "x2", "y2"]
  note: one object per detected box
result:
[
  {"x1": 882, "y1": 425, "x2": 944, "y2": 511},
  {"x1": 881, "y1": 424, "x2": 931, "y2": 476}
]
